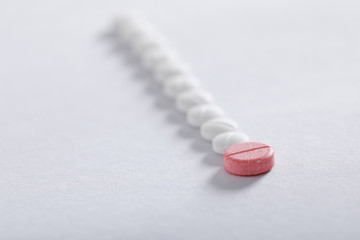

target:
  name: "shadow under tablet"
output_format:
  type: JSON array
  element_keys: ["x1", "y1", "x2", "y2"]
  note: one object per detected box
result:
[{"x1": 210, "y1": 168, "x2": 264, "y2": 191}]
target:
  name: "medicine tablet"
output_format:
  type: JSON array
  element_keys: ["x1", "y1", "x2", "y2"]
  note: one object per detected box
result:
[
  {"x1": 200, "y1": 117, "x2": 238, "y2": 140},
  {"x1": 224, "y1": 142, "x2": 275, "y2": 176},
  {"x1": 186, "y1": 104, "x2": 224, "y2": 127},
  {"x1": 163, "y1": 75, "x2": 200, "y2": 98},
  {"x1": 154, "y1": 60, "x2": 191, "y2": 83},
  {"x1": 129, "y1": 33, "x2": 163, "y2": 55},
  {"x1": 114, "y1": 17, "x2": 135, "y2": 37},
  {"x1": 116, "y1": 18, "x2": 144, "y2": 42},
  {"x1": 140, "y1": 47, "x2": 179, "y2": 70},
  {"x1": 212, "y1": 132, "x2": 249, "y2": 154},
  {"x1": 175, "y1": 89, "x2": 213, "y2": 112}
]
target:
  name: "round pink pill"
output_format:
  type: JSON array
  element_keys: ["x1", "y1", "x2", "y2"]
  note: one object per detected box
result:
[{"x1": 224, "y1": 142, "x2": 275, "y2": 176}]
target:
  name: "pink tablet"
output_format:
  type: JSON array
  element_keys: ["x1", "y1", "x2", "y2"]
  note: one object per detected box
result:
[{"x1": 224, "y1": 142, "x2": 275, "y2": 176}]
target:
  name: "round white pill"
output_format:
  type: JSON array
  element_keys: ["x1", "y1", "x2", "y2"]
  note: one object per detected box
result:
[
  {"x1": 200, "y1": 117, "x2": 238, "y2": 140},
  {"x1": 130, "y1": 31, "x2": 169, "y2": 56},
  {"x1": 128, "y1": 32, "x2": 155, "y2": 53},
  {"x1": 153, "y1": 60, "x2": 191, "y2": 83},
  {"x1": 186, "y1": 104, "x2": 224, "y2": 127},
  {"x1": 140, "y1": 47, "x2": 179, "y2": 70},
  {"x1": 212, "y1": 132, "x2": 250, "y2": 154},
  {"x1": 175, "y1": 89, "x2": 213, "y2": 112},
  {"x1": 114, "y1": 17, "x2": 134, "y2": 34},
  {"x1": 116, "y1": 18, "x2": 143, "y2": 42},
  {"x1": 163, "y1": 75, "x2": 201, "y2": 98}
]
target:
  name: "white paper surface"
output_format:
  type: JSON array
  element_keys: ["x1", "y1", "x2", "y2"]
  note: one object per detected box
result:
[{"x1": 1, "y1": 0, "x2": 359, "y2": 239}]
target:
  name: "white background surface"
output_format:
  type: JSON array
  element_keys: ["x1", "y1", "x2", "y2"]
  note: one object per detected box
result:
[{"x1": 1, "y1": 0, "x2": 360, "y2": 239}]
